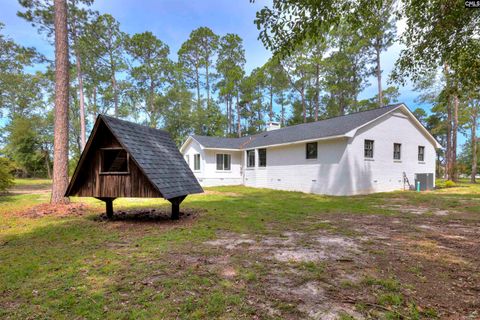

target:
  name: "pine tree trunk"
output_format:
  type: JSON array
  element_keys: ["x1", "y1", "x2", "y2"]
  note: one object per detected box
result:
[
  {"x1": 452, "y1": 94, "x2": 459, "y2": 181},
  {"x1": 196, "y1": 66, "x2": 201, "y2": 110},
  {"x1": 71, "y1": 13, "x2": 86, "y2": 151},
  {"x1": 375, "y1": 42, "x2": 383, "y2": 107},
  {"x1": 44, "y1": 149, "x2": 52, "y2": 179},
  {"x1": 236, "y1": 93, "x2": 241, "y2": 137},
  {"x1": 75, "y1": 56, "x2": 86, "y2": 150},
  {"x1": 471, "y1": 108, "x2": 477, "y2": 183},
  {"x1": 51, "y1": 0, "x2": 70, "y2": 204},
  {"x1": 206, "y1": 63, "x2": 210, "y2": 107},
  {"x1": 301, "y1": 88, "x2": 306, "y2": 123},
  {"x1": 444, "y1": 63, "x2": 452, "y2": 180},
  {"x1": 149, "y1": 79, "x2": 155, "y2": 126},
  {"x1": 446, "y1": 102, "x2": 452, "y2": 180},
  {"x1": 112, "y1": 71, "x2": 118, "y2": 116},
  {"x1": 228, "y1": 97, "x2": 232, "y2": 134},
  {"x1": 269, "y1": 78, "x2": 274, "y2": 122},
  {"x1": 315, "y1": 64, "x2": 320, "y2": 121},
  {"x1": 92, "y1": 85, "x2": 97, "y2": 123}
]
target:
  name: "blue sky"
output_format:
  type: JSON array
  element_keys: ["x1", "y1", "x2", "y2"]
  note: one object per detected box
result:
[{"x1": 0, "y1": 0, "x2": 465, "y2": 145}]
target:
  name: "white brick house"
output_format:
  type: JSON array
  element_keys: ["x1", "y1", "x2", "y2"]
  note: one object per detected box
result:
[{"x1": 180, "y1": 104, "x2": 441, "y2": 196}]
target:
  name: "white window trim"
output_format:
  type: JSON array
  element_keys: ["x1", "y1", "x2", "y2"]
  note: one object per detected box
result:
[
  {"x1": 418, "y1": 145, "x2": 425, "y2": 162},
  {"x1": 258, "y1": 148, "x2": 267, "y2": 168},
  {"x1": 193, "y1": 153, "x2": 201, "y2": 172},
  {"x1": 306, "y1": 142, "x2": 318, "y2": 160},
  {"x1": 393, "y1": 143, "x2": 402, "y2": 161},
  {"x1": 364, "y1": 139, "x2": 374, "y2": 159},
  {"x1": 246, "y1": 149, "x2": 255, "y2": 169},
  {"x1": 215, "y1": 153, "x2": 232, "y2": 172}
]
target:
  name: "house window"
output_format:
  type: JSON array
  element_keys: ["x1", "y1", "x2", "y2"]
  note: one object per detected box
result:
[
  {"x1": 364, "y1": 140, "x2": 374, "y2": 158},
  {"x1": 101, "y1": 148, "x2": 129, "y2": 174},
  {"x1": 306, "y1": 142, "x2": 318, "y2": 159},
  {"x1": 194, "y1": 154, "x2": 200, "y2": 171},
  {"x1": 418, "y1": 146, "x2": 425, "y2": 161},
  {"x1": 393, "y1": 143, "x2": 401, "y2": 160},
  {"x1": 216, "y1": 154, "x2": 231, "y2": 171},
  {"x1": 246, "y1": 149, "x2": 255, "y2": 167},
  {"x1": 258, "y1": 148, "x2": 267, "y2": 167}
]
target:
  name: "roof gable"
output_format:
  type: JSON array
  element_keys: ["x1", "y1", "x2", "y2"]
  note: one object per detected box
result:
[{"x1": 67, "y1": 115, "x2": 203, "y2": 199}]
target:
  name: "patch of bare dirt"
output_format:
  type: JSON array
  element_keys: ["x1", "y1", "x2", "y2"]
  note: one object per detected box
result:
[
  {"x1": 202, "y1": 212, "x2": 480, "y2": 319},
  {"x1": 205, "y1": 232, "x2": 361, "y2": 264},
  {"x1": 376, "y1": 204, "x2": 457, "y2": 216},
  {"x1": 97, "y1": 207, "x2": 201, "y2": 222},
  {"x1": 98, "y1": 208, "x2": 204, "y2": 234},
  {"x1": 8, "y1": 184, "x2": 52, "y2": 195},
  {"x1": 19, "y1": 203, "x2": 92, "y2": 218},
  {"x1": 336, "y1": 214, "x2": 480, "y2": 319},
  {"x1": 204, "y1": 230, "x2": 367, "y2": 319}
]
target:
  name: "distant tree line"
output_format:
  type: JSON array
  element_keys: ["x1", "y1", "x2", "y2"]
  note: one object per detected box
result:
[{"x1": 0, "y1": 0, "x2": 478, "y2": 196}]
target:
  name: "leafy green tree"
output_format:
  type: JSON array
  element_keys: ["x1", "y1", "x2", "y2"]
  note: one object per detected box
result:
[
  {"x1": 82, "y1": 14, "x2": 126, "y2": 116},
  {"x1": 322, "y1": 21, "x2": 370, "y2": 117},
  {"x1": 216, "y1": 34, "x2": 245, "y2": 136},
  {"x1": 161, "y1": 84, "x2": 195, "y2": 146},
  {"x1": 412, "y1": 107, "x2": 427, "y2": 124},
  {"x1": 281, "y1": 48, "x2": 312, "y2": 123},
  {"x1": 466, "y1": 101, "x2": 479, "y2": 182},
  {"x1": 0, "y1": 23, "x2": 41, "y2": 117},
  {"x1": 262, "y1": 57, "x2": 290, "y2": 122},
  {"x1": 392, "y1": 0, "x2": 479, "y2": 181},
  {"x1": 356, "y1": 86, "x2": 400, "y2": 112},
  {"x1": 239, "y1": 68, "x2": 267, "y2": 133},
  {"x1": 178, "y1": 27, "x2": 219, "y2": 132},
  {"x1": 358, "y1": 0, "x2": 397, "y2": 107},
  {"x1": 253, "y1": 0, "x2": 364, "y2": 55},
  {"x1": 125, "y1": 32, "x2": 172, "y2": 128},
  {"x1": 0, "y1": 157, "x2": 15, "y2": 192},
  {"x1": 3, "y1": 115, "x2": 51, "y2": 177}
]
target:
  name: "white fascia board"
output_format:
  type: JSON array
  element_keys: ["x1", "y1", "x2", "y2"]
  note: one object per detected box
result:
[
  {"x1": 203, "y1": 148, "x2": 242, "y2": 152},
  {"x1": 345, "y1": 104, "x2": 442, "y2": 149},
  {"x1": 179, "y1": 136, "x2": 193, "y2": 153}
]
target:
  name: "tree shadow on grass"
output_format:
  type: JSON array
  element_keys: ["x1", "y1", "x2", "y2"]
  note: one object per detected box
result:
[{"x1": 92, "y1": 207, "x2": 203, "y2": 223}]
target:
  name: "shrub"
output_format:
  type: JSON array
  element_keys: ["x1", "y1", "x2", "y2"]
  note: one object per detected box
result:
[
  {"x1": 0, "y1": 157, "x2": 15, "y2": 192},
  {"x1": 436, "y1": 179, "x2": 457, "y2": 189},
  {"x1": 445, "y1": 180, "x2": 456, "y2": 188}
]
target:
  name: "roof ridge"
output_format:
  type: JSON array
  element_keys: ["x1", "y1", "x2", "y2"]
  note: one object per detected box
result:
[
  {"x1": 100, "y1": 114, "x2": 170, "y2": 135},
  {"x1": 193, "y1": 104, "x2": 403, "y2": 141}
]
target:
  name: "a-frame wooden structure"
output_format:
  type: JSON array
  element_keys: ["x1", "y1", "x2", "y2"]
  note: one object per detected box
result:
[{"x1": 65, "y1": 115, "x2": 203, "y2": 219}]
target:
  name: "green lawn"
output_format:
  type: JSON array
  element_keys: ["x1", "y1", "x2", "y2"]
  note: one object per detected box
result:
[{"x1": 0, "y1": 181, "x2": 479, "y2": 319}]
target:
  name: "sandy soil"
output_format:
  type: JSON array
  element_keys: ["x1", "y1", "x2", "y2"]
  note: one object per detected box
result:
[{"x1": 201, "y1": 212, "x2": 480, "y2": 319}]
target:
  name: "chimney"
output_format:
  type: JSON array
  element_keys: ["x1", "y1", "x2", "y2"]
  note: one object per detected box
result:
[{"x1": 266, "y1": 121, "x2": 281, "y2": 131}]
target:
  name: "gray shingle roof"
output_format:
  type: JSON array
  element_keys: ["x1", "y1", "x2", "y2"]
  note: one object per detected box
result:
[
  {"x1": 192, "y1": 104, "x2": 403, "y2": 149},
  {"x1": 102, "y1": 115, "x2": 203, "y2": 199}
]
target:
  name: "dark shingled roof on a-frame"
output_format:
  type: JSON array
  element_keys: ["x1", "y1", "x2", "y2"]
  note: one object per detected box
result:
[{"x1": 100, "y1": 115, "x2": 203, "y2": 199}]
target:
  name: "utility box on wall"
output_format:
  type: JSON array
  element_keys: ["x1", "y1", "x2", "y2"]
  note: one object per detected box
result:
[{"x1": 414, "y1": 173, "x2": 434, "y2": 191}]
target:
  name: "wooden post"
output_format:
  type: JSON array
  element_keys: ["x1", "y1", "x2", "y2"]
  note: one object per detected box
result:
[
  {"x1": 96, "y1": 197, "x2": 116, "y2": 219},
  {"x1": 171, "y1": 202, "x2": 180, "y2": 220},
  {"x1": 105, "y1": 198, "x2": 113, "y2": 219},
  {"x1": 168, "y1": 196, "x2": 186, "y2": 220}
]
